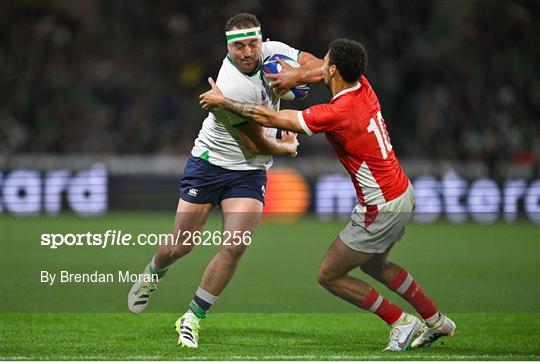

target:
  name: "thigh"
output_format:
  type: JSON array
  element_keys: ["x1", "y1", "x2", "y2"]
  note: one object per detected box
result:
[
  {"x1": 219, "y1": 198, "x2": 263, "y2": 252},
  {"x1": 173, "y1": 198, "x2": 214, "y2": 237},
  {"x1": 220, "y1": 197, "x2": 263, "y2": 232},
  {"x1": 319, "y1": 236, "x2": 376, "y2": 278}
]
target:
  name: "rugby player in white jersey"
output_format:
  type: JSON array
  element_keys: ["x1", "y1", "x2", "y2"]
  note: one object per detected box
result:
[{"x1": 127, "y1": 13, "x2": 323, "y2": 348}]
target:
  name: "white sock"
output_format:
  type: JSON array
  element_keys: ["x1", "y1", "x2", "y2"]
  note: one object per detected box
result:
[
  {"x1": 390, "y1": 312, "x2": 407, "y2": 327},
  {"x1": 149, "y1": 255, "x2": 168, "y2": 273},
  {"x1": 425, "y1": 312, "x2": 443, "y2": 327}
]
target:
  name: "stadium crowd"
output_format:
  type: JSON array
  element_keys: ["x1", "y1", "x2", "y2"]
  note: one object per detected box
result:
[{"x1": 1, "y1": 0, "x2": 538, "y2": 172}]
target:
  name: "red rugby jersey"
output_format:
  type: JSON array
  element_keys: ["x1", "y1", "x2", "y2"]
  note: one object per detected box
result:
[{"x1": 298, "y1": 76, "x2": 409, "y2": 205}]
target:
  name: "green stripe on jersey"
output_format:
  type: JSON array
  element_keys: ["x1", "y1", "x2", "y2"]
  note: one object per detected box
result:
[
  {"x1": 232, "y1": 121, "x2": 248, "y2": 128},
  {"x1": 199, "y1": 150, "x2": 209, "y2": 161}
]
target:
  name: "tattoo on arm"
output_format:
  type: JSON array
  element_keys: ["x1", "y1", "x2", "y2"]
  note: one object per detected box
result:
[
  {"x1": 223, "y1": 98, "x2": 258, "y2": 120},
  {"x1": 223, "y1": 98, "x2": 245, "y2": 117},
  {"x1": 217, "y1": 96, "x2": 300, "y2": 133},
  {"x1": 242, "y1": 103, "x2": 257, "y2": 119}
]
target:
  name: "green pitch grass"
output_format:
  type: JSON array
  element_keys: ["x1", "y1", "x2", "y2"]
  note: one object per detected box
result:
[
  {"x1": 1, "y1": 212, "x2": 539, "y2": 360},
  {"x1": 1, "y1": 313, "x2": 539, "y2": 360}
]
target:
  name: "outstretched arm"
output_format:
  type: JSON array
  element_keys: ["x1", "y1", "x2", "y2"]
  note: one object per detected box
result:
[{"x1": 200, "y1": 78, "x2": 305, "y2": 134}]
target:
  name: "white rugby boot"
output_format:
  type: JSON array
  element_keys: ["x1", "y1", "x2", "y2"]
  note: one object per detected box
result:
[
  {"x1": 411, "y1": 313, "x2": 456, "y2": 348},
  {"x1": 383, "y1": 313, "x2": 423, "y2": 352},
  {"x1": 127, "y1": 264, "x2": 161, "y2": 314},
  {"x1": 175, "y1": 313, "x2": 201, "y2": 348}
]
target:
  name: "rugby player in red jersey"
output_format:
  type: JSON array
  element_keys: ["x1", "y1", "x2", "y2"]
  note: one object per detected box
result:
[{"x1": 200, "y1": 38, "x2": 456, "y2": 352}]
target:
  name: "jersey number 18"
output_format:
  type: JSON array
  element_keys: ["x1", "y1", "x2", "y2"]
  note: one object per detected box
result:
[{"x1": 367, "y1": 111, "x2": 393, "y2": 159}]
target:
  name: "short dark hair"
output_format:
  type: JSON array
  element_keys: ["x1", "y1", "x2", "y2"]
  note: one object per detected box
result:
[
  {"x1": 225, "y1": 13, "x2": 260, "y2": 31},
  {"x1": 328, "y1": 39, "x2": 368, "y2": 83}
]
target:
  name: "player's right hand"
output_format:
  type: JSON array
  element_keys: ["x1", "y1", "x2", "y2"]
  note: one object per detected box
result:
[
  {"x1": 281, "y1": 131, "x2": 299, "y2": 157},
  {"x1": 264, "y1": 58, "x2": 300, "y2": 95}
]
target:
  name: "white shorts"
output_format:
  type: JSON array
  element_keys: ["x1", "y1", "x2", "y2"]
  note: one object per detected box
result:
[{"x1": 339, "y1": 183, "x2": 415, "y2": 254}]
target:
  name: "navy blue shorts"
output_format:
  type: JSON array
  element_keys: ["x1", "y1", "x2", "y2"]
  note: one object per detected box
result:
[{"x1": 179, "y1": 155, "x2": 267, "y2": 205}]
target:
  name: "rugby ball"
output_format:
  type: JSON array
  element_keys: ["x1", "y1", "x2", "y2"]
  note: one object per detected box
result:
[{"x1": 262, "y1": 54, "x2": 310, "y2": 101}]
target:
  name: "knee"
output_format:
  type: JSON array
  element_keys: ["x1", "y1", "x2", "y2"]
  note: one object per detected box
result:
[
  {"x1": 317, "y1": 265, "x2": 336, "y2": 289},
  {"x1": 219, "y1": 244, "x2": 248, "y2": 262},
  {"x1": 167, "y1": 244, "x2": 194, "y2": 259}
]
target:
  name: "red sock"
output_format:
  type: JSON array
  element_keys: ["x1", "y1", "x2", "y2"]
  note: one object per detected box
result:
[
  {"x1": 388, "y1": 268, "x2": 438, "y2": 320},
  {"x1": 359, "y1": 288, "x2": 403, "y2": 325}
]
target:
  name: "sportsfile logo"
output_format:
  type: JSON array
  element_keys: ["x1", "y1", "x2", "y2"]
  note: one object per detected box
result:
[
  {"x1": 40, "y1": 230, "x2": 253, "y2": 249},
  {"x1": 188, "y1": 188, "x2": 198, "y2": 197}
]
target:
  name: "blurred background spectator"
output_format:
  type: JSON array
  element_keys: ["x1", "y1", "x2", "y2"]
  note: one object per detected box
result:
[{"x1": 1, "y1": 0, "x2": 538, "y2": 177}]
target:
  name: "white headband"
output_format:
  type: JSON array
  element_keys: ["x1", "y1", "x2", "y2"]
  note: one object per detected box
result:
[{"x1": 226, "y1": 27, "x2": 262, "y2": 44}]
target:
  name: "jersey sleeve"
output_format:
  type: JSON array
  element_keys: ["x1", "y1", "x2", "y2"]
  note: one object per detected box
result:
[
  {"x1": 264, "y1": 41, "x2": 301, "y2": 62},
  {"x1": 297, "y1": 103, "x2": 339, "y2": 136}
]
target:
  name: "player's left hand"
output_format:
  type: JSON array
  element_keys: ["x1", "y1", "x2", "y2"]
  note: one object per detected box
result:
[
  {"x1": 264, "y1": 57, "x2": 303, "y2": 95},
  {"x1": 199, "y1": 77, "x2": 224, "y2": 111}
]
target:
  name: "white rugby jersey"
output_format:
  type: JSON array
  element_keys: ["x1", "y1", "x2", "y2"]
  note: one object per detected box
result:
[{"x1": 191, "y1": 41, "x2": 300, "y2": 171}]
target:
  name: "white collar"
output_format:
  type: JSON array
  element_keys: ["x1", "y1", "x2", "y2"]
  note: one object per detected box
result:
[{"x1": 332, "y1": 82, "x2": 361, "y2": 100}]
